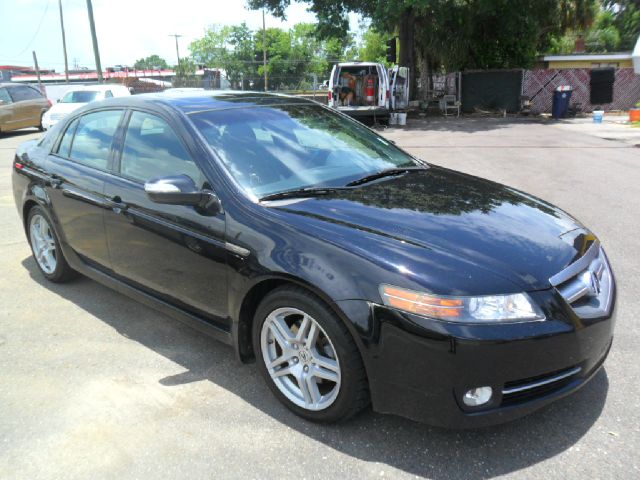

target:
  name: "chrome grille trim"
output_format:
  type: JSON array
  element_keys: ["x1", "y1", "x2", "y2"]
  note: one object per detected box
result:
[
  {"x1": 502, "y1": 366, "x2": 582, "y2": 395},
  {"x1": 550, "y1": 243, "x2": 614, "y2": 319},
  {"x1": 549, "y1": 240, "x2": 600, "y2": 287}
]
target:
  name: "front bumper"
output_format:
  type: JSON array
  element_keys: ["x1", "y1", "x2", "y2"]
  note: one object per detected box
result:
[{"x1": 336, "y1": 287, "x2": 615, "y2": 428}]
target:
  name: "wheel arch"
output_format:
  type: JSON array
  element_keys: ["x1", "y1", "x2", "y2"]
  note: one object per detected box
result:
[
  {"x1": 234, "y1": 274, "x2": 369, "y2": 369},
  {"x1": 22, "y1": 199, "x2": 39, "y2": 233}
]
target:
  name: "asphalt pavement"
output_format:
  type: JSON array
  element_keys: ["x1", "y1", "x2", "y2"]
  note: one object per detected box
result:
[{"x1": 0, "y1": 117, "x2": 638, "y2": 479}]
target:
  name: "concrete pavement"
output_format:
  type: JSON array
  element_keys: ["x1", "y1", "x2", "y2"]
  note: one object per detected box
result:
[{"x1": 0, "y1": 118, "x2": 638, "y2": 480}]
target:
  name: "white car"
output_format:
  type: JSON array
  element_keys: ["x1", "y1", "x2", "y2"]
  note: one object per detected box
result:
[{"x1": 42, "y1": 84, "x2": 130, "y2": 130}]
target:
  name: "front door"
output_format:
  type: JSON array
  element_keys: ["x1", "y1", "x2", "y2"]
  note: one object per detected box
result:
[{"x1": 103, "y1": 110, "x2": 228, "y2": 325}]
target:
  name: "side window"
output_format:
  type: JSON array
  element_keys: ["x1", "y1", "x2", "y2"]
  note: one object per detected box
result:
[
  {"x1": 120, "y1": 111, "x2": 202, "y2": 183},
  {"x1": 0, "y1": 88, "x2": 12, "y2": 104},
  {"x1": 56, "y1": 118, "x2": 79, "y2": 157},
  {"x1": 104, "y1": 90, "x2": 113, "y2": 98},
  {"x1": 69, "y1": 110, "x2": 123, "y2": 169},
  {"x1": 9, "y1": 86, "x2": 41, "y2": 101}
]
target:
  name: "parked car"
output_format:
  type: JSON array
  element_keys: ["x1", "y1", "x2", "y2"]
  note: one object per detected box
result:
[
  {"x1": 41, "y1": 84, "x2": 130, "y2": 130},
  {"x1": 0, "y1": 83, "x2": 51, "y2": 133},
  {"x1": 327, "y1": 62, "x2": 410, "y2": 122},
  {"x1": 12, "y1": 91, "x2": 616, "y2": 427}
]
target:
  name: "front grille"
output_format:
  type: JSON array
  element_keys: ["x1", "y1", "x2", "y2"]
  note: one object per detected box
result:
[
  {"x1": 501, "y1": 366, "x2": 581, "y2": 406},
  {"x1": 550, "y1": 241, "x2": 614, "y2": 319}
]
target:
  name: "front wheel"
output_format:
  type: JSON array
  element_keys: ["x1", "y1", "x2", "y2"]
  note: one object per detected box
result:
[{"x1": 253, "y1": 286, "x2": 369, "y2": 423}]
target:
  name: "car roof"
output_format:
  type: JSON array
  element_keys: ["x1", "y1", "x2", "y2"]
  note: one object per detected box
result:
[{"x1": 84, "y1": 90, "x2": 316, "y2": 115}]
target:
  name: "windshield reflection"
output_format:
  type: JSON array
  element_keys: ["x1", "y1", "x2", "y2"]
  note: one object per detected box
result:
[{"x1": 190, "y1": 104, "x2": 420, "y2": 197}]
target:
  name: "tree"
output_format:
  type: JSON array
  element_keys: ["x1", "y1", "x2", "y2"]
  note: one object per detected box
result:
[
  {"x1": 134, "y1": 54, "x2": 169, "y2": 70},
  {"x1": 190, "y1": 23, "x2": 256, "y2": 88},
  {"x1": 603, "y1": 0, "x2": 640, "y2": 50},
  {"x1": 358, "y1": 27, "x2": 388, "y2": 64},
  {"x1": 586, "y1": 9, "x2": 622, "y2": 51},
  {"x1": 250, "y1": 0, "x2": 599, "y2": 98},
  {"x1": 173, "y1": 57, "x2": 198, "y2": 87},
  {"x1": 190, "y1": 21, "x2": 353, "y2": 90}
]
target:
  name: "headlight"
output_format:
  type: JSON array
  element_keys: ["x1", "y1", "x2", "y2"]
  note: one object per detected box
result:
[{"x1": 379, "y1": 284, "x2": 545, "y2": 323}]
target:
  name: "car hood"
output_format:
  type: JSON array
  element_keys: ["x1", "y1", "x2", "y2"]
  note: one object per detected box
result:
[{"x1": 270, "y1": 166, "x2": 589, "y2": 292}]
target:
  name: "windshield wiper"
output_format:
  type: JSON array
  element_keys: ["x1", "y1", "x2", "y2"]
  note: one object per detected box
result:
[
  {"x1": 259, "y1": 186, "x2": 348, "y2": 202},
  {"x1": 345, "y1": 166, "x2": 427, "y2": 187}
]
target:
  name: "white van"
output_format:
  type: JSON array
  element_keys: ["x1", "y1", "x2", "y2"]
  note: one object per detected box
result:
[{"x1": 327, "y1": 62, "x2": 409, "y2": 121}]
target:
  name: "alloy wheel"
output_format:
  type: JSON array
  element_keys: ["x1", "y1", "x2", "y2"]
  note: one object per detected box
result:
[
  {"x1": 260, "y1": 307, "x2": 341, "y2": 411},
  {"x1": 29, "y1": 214, "x2": 57, "y2": 274}
]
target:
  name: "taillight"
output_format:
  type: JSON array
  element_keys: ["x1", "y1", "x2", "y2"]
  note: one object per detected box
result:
[
  {"x1": 386, "y1": 90, "x2": 390, "y2": 99},
  {"x1": 47, "y1": 99, "x2": 52, "y2": 107},
  {"x1": 14, "y1": 162, "x2": 24, "y2": 170},
  {"x1": 328, "y1": 91, "x2": 332, "y2": 101}
]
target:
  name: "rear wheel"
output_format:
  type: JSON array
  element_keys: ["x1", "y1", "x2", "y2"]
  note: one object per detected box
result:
[
  {"x1": 27, "y1": 206, "x2": 76, "y2": 282},
  {"x1": 253, "y1": 286, "x2": 369, "y2": 422},
  {"x1": 38, "y1": 113, "x2": 45, "y2": 131}
]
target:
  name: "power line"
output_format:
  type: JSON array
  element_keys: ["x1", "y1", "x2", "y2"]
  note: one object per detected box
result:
[{"x1": 8, "y1": 0, "x2": 51, "y2": 59}]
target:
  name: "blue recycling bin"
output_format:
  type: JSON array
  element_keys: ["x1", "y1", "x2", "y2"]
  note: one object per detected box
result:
[{"x1": 552, "y1": 86, "x2": 573, "y2": 119}]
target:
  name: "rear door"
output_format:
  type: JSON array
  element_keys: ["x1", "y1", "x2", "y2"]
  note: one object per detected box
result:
[
  {"x1": 389, "y1": 66, "x2": 410, "y2": 110},
  {"x1": 8, "y1": 85, "x2": 44, "y2": 128},
  {"x1": 328, "y1": 64, "x2": 338, "y2": 107},
  {"x1": 103, "y1": 109, "x2": 228, "y2": 325},
  {"x1": 377, "y1": 64, "x2": 389, "y2": 108},
  {"x1": 46, "y1": 109, "x2": 124, "y2": 268}
]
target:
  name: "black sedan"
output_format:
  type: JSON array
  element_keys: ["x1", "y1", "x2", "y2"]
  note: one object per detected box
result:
[{"x1": 12, "y1": 91, "x2": 616, "y2": 428}]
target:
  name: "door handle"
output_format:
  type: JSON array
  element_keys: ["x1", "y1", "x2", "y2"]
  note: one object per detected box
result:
[
  {"x1": 49, "y1": 174, "x2": 63, "y2": 188},
  {"x1": 110, "y1": 196, "x2": 128, "y2": 214}
]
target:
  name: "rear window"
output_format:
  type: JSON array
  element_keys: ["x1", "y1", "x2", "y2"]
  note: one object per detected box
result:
[{"x1": 61, "y1": 91, "x2": 101, "y2": 103}]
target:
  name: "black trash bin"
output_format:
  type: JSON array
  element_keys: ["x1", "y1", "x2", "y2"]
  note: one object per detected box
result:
[{"x1": 552, "y1": 86, "x2": 573, "y2": 119}]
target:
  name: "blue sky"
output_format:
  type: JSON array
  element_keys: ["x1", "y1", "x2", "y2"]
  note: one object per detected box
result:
[{"x1": 1, "y1": 0, "x2": 358, "y2": 71}]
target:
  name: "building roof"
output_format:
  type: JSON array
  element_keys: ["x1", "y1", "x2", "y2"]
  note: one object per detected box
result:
[{"x1": 542, "y1": 53, "x2": 632, "y2": 62}]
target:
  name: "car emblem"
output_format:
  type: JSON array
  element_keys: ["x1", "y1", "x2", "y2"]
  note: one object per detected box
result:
[
  {"x1": 580, "y1": 270, "x2": 601, "y2": 297},
  {"x1": 298, "y1": 349, "x2": 311, "y2": 363}
]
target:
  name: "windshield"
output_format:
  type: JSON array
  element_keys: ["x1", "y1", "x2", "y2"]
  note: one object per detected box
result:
[
  {"x1": 190, "y1": 104, "x2": 421, "y2": 198},
  {"x1": 60, "y1": 90, "x2": 101, "y2": 103}
]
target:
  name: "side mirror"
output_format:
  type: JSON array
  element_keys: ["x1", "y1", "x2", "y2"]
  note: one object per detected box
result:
[{"x1": 144, "y1": 174, "x2": 222, "y2": 215}]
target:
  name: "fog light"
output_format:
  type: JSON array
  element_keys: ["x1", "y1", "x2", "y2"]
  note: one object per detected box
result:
[{"x1": 463, "y1": 386, "x2": 493, "y2": 406}]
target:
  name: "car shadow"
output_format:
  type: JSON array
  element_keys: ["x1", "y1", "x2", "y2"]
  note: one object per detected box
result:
[
  {"x1": 22, "y1": 257, "x2": 609, "y2": 479},
  {"x1": 0, "y1": 127, "x2": 41, "y2": 138}
]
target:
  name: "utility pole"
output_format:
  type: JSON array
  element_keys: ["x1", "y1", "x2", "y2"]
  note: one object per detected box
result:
[
  {"x1": 58, "y1": 0, "x2": 69, "y2": 83},
  {"x1": 170, "y1": 34, "x2": 183, "y2": 66},
  {"x1": 262, "y1": 9, "x2": 267, "y2": 91},
  {"x1": 86, "y1": 0, "x2": 103, "y2": 83},
  {"x1": 32, "y1": 51, "x2": 43, "y2": 95}
]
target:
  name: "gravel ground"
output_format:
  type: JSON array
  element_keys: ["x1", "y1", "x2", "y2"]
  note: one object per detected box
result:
[{"x1": 0, "y1": 117, "x2": 638, "y2": 479}]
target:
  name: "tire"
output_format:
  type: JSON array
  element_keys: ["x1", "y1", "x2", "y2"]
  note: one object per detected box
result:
[
  {"x1": 252, "y1": 285, "x2": 369, "y2": 423},
  {"x1": 38, "y1": 113, "x2": 45, "y2": 132},
  {"x1": 27, "y1": 206, "x2": 77, "y2": 282}
]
